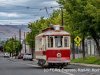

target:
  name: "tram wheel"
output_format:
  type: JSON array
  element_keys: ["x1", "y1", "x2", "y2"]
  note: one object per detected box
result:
[{"x1": 37, "y1": 59, "x2": 46, "y2": 67}]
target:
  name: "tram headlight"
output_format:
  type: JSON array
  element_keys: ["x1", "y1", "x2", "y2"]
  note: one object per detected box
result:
[{"x1": 57, "y1": 53, "x2": 62, "y2": 58}]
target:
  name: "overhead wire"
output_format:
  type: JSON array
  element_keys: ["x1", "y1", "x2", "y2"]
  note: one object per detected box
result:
[{"x1": 0, "y1": 2, "x2": 60, "y2": 25}]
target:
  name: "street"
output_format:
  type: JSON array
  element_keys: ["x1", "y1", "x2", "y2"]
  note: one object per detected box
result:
[{"x1": 0, "y1": 53, "x2": 100, "y2": 75}]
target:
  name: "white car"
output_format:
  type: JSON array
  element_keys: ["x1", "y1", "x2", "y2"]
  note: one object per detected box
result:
[
  {"x1": 4, "y1": 52, "x2": 10, "y2": 58},
  {"x1": 23, "y1": 53, "x2": 32, "y2": 61}
]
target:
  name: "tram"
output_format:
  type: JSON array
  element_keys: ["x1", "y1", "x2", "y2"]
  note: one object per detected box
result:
[{"x1": 35, "y1": 25, "x2": 71, "y2": 67}]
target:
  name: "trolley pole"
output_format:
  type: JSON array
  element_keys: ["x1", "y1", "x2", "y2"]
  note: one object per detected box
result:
[{"x1": 44, "y1": 7, "x2": 49, "y2": 17}]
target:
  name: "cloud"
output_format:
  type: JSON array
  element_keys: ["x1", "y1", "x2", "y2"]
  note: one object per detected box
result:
[
  {"x1": 0, "y1": 12, "x2": 20, "y2": 17},
  {"x1": 0, "y1": 0, "x2": 59, "y2": 25},
  {"x1": 42, "y1": 1, "x2": 59, "y2": 6},
  {"x1": 0, "y1": 0, "x2": 29, "y2": 6}
]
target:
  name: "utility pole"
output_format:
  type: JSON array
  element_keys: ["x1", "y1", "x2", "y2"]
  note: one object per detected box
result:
[
  {"x1": 31, "y1": 32, "x2": 34, "y2": 59},
  {"x1": 14, "y1": 34, "x2": 17, "y2": 58},
  {"x1": 19, "y1": 29, "x2": 21, "y2": 43},
  {"x1": 19, "y1": 29, "x2": 21, "y2": 54},
  {"x1": 61, "y1": 7, "x2": 64, "y2": 26},
  {"x1": 24, "y1": 32, "x2": 26, "y2": 53}
]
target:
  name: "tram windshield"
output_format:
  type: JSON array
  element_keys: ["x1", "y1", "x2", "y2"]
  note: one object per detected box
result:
[
  {"x1": 48, "y1": 36, "x2": 70, "y2": 48},
  {"x1": 55, "y1": 36, "x2": 63, "y2": 47}
]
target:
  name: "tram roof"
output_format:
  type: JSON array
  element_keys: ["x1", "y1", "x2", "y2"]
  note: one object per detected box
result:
[{"x1": 36, "y1": 30, "x2": 70, "y2": 38}]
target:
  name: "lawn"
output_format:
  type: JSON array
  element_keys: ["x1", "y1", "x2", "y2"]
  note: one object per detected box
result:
[{"x1": 71, "y1": 56, "x2": 100, "y2": 65}]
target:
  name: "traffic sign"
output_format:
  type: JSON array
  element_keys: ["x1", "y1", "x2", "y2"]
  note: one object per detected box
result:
[
  {"x1": 75, "y1": 43, "x2": 80, "y2": 46},
  {"x1": 74, "y1": 36, "x2": 81, "y2": 44}
]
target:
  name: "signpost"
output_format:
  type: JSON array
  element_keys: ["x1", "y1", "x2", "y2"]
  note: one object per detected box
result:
[{"x1": 74, "y1": 36, "x2": 81, "y2": 58}]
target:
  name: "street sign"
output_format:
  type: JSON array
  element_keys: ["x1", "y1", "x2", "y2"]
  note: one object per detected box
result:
[
  {"x1": 74, "y1": 36, "x2": 81, "y2": 44},
  {"x1": 75, "y1": 43, "x2": 80, "y2": 46}
]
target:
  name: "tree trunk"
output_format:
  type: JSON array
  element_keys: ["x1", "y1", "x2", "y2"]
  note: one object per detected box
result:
[
  {"x1": 72, "y1": 37, "x2": 75, "y2": 59},
  {"x1": 93, "y1": 38, "x2": 100, "y2": 56},
  {"x1": 89, "y1": 28, "x2": 100, "y2": 56},
  {"x1": 82, "y1": 35, "x2": 85, "y2": 58},
  {"x1": 10, "y1": 52, "x2": 11, "y2": 57}
]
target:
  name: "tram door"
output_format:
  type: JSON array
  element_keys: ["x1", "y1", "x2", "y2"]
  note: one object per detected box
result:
[{"x1": 42, "y1": 37, "x2": 46, "y2": 51}]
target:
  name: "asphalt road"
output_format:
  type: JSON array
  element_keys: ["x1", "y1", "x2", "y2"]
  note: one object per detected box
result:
[{"x1": 0, "y1": 53, "x2": 100, "y2": 75}]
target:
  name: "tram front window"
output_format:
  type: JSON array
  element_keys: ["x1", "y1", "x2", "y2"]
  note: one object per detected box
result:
[
  {"x1": 55, "y1": 36, "x2": 63, "y2": 48},
  {"x1": 64, "y1": 37, "x2": 69, "y2": 47}
]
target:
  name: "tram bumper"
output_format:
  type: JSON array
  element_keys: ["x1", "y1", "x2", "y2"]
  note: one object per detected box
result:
[{"x1": 47, "y1": 57, "x2": 70, "y2": 64}]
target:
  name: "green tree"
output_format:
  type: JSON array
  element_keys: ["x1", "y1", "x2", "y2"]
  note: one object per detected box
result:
[
  {"x1": 26, "y1": 17, "x2": 49, "y2": 58},
  {"x1": 4, "y1": 38, "x2": 22, "y2": 56},
  {"x1": 58, "y1": 0, "x2": 100, "y2": 57}
]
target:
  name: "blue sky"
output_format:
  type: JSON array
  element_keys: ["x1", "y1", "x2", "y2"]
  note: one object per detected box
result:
[{"x1": 0, "y1": 0, "x2": 59, "y2": 25}]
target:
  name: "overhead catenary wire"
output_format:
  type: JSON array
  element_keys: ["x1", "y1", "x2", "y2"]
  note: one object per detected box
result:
[
  {"x1": 1, "y1": 2, "x2": 60, "y2": 10},
  {"x1": 0, "y1": 2, "x2": 61, "y2": 25}
]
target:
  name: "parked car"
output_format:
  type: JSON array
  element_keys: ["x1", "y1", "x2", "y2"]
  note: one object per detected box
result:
[
  {"x1": 4, "y1": 52, "x2": 10, "y2": 58},
  {"x1": 23, "y1": 53, "x2": 32, "y2": 61},
  {"x1": 18, "y1": 53, "x2": 24, "y2": 59}
]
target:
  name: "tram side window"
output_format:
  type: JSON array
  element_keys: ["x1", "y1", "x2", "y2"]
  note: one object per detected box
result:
[
  {"x1": 48, "y1": 36, "x2": 53, "y2": 48},
  {"x1": 64, "y1": 37, "x2": 69, "y2": 47},
  {"x1": 55, "y1": 36, "x2": 63, "y2": 47}
]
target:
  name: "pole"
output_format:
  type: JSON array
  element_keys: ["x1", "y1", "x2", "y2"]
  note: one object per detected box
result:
[
  {"x1": 19, "y1": 29, "x2": 21, "y2": 54},
  {"x1": 77, "y1": 46, "x2": 79, "y2": 58},
  {"x1": 14, "y1": 34, "x2": 17, "y2": 58},
  {"x1": 31, "y1": 32, "x2": 34, "y2": 59},
  {"x1": 61, "y1": 7, "x2": 64, "y2": 26},
  {"x1": 31, "y1": 40, "x2": 34, "y2": 59},
  {"x1": 24, "y1": 32, "x2": 26, "y2": 53},
  {"x1": 19, "y1": 29, "x2": 21, "y2": 43}
]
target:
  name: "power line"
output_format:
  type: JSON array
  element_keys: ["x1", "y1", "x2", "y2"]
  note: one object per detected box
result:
[{"x1": 1, "y1": 2, "x2": 60, "y2": 10}]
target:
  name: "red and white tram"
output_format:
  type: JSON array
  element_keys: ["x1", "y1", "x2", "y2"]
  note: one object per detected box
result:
[{"x1": 35, "y1": 25, "x2": 71, "y2": 67}]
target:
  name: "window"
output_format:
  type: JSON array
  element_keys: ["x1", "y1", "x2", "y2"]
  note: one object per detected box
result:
[
  {"x1": 48, "y1": 36, "x2": 53, "y2": 48},
  {"x1": 55, "y1": 36, "x2": 63, "y2": 48},
  {"x1": 64, "y1": 37, "x2": 69, "y2": 47}
]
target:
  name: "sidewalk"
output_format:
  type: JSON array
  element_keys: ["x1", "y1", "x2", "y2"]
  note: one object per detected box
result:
[{"x1": 71, "y1": 63, "x2": 100, "y2": 68}]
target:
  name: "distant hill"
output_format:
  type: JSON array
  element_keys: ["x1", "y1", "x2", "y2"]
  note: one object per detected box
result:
[{"x1": 0, "y1": 25, "x2": 30, "y2": 41}]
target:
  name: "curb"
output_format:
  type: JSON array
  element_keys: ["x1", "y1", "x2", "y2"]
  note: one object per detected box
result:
[{"x1": 71, "y1": 63, "x2": 100, "y2": 68}]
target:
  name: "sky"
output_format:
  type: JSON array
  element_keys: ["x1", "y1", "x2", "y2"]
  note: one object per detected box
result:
[{"x1": 0, "y1": 0, "x2": 59, "y2": 25}]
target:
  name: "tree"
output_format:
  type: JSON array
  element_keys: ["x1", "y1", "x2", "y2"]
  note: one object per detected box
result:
[
  {"x1": 26, "y1": 17, "x2": 49, "y2": 58},
  {"x1": 4, "y1": 38, "x2": 22, "y2": 56},
  {"x1": 26, "y1": 10, "x2": 62, "y2": 48},
  {"x1": 58, "y1": 0, "x2": 100, "y2": 57}
]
